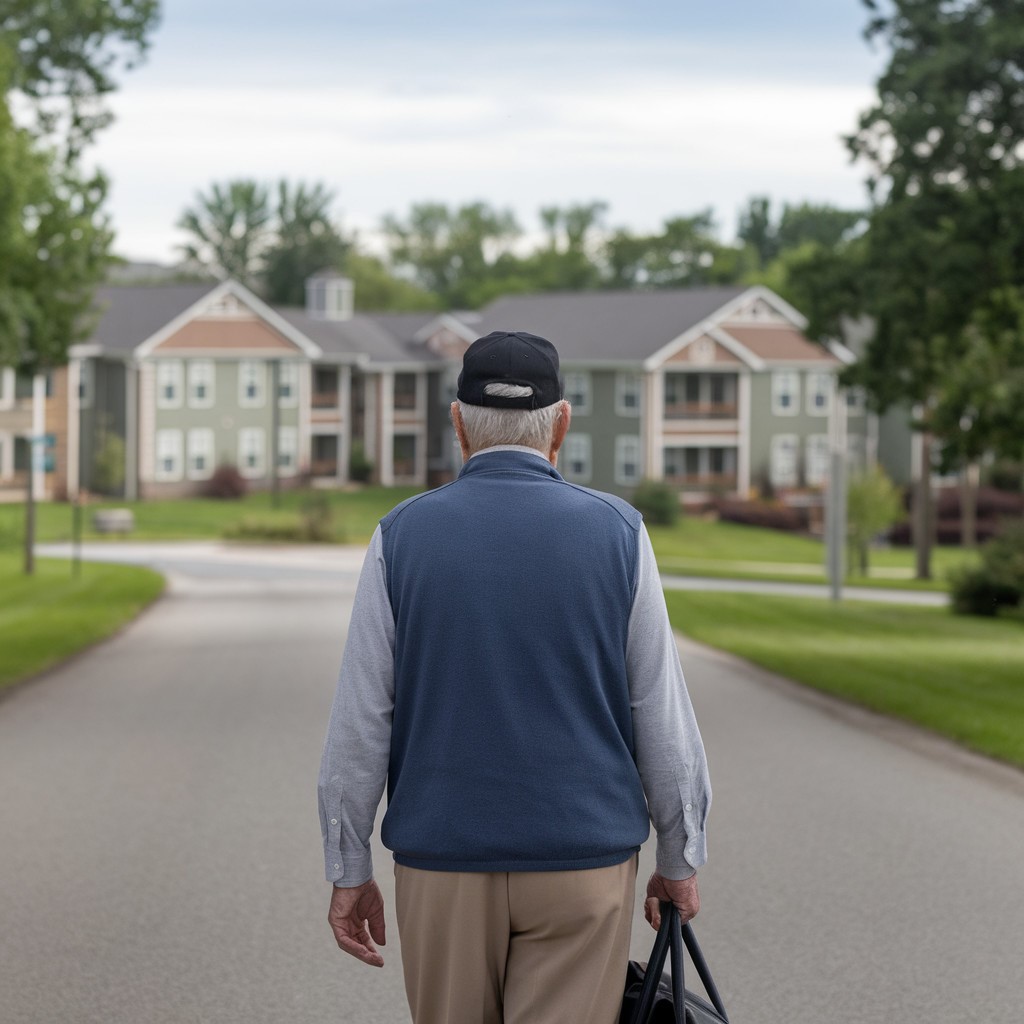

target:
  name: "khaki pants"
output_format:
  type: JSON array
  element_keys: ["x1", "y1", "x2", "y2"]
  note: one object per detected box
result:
[{"x1": 394, "y1": 857, "x2": 637, "y2": 1024}]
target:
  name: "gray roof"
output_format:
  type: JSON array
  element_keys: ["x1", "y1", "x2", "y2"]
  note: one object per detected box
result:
[
  {"x1": 275, "y1": 307, "x2": 424, "y2": 365},
  {"x1": 88, "y1": 284, "x2": 219, "y2": 352},
  {"x1": 362, "y1": 312, "x2": 442, "y2": 345},
  {"x1": 471, "y1": 287, "x2": 748, "y2": 363}
]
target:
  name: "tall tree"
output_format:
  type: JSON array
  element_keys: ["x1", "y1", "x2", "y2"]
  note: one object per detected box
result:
[
  {"x1": 262, "y1": 180, "x2": 349, "y2": 306},
  {"x1": 381, "y1": 201, "x2": 520, "y2": 308},
  {"x1": 846, "y1": 0, "x2": 1024, "y2": 577},
  {"x1": 737, "y1": 196, "x2": 777, "y2": 268},
  {"x1": 176, "y1": 180, "x2": 272, "y2": 290},
  {"x1": 1, "y1": 0, "x2": 161, "y2": 159}
]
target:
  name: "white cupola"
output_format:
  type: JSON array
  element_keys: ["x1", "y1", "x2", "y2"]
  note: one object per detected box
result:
[{"x1": 305, "y1": 269, "x2": 354, "y2": 321}]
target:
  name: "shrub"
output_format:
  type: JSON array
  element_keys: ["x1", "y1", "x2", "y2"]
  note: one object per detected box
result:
[
  {"x1": 204, "y1": 464, "x2": 247, "y2": 499},
  {"x1": 630, "y1": 480, "x2": 680, "y2": 526},
  {"x1": 717, "y1": 499, "x2": 807, "y2": 532},
  {"x1": 847, "y1": 466, "x2": 904, "y2": 575},
  {"x1": 349, "y1": 441, "x2": 373, "y2": 484},
  {"x1": 950, "y1": 521, "x2": 1024, "y2": 617},
  {"x1": 299, "y1": 493, "x2": 337, "y2": 542}
]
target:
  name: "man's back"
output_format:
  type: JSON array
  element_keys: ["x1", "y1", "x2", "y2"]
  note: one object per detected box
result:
[{"x1": 380, "y1": 449, "x2": 650, "y2": 872}]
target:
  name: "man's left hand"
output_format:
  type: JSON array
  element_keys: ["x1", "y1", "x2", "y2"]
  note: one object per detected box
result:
[{"x1": 328, "y1": 879, "x2": 387, "y2": 967}]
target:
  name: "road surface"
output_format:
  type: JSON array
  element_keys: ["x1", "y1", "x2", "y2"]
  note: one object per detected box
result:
[{"x1": 2, "y1": 543, "x2": 1020, "y2": 1023}]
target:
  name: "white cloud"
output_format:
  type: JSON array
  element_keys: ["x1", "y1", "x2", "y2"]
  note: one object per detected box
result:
[{"x1": 93, "y1": 70, "x2": 874, "y2": 261}]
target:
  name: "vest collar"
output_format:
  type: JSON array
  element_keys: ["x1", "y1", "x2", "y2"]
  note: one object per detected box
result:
[{"x1": 458, "y1": 449, "x2": 564, "y2": 481}]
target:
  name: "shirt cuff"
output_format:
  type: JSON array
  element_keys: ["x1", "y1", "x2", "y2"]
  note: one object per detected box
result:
[
  {"x1": 325, "y1": 849, "x2": 373, "y2": 888},
  {"x1": 656, "y1": 828, "x2": 707, "y2": 880}
]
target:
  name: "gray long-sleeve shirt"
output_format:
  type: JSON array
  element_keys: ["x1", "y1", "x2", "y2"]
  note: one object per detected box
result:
[{"x1": 319, "y1": 513, "x2": 711, "y2": 887}]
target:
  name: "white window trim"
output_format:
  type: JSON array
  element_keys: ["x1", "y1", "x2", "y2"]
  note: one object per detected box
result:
[
  {"x1": 156, "y1": 360, "x2": 184, "y2": 410},
  {"x1": 154, "y1": 429, "x2": 184, "y2": 482},
  {"x1": 615, "y1": 435, "x2": 642, "y2": 487},
  {"x1": 0, "y1": 368, "x2": 16, "y2": 410},
  {"x1": 845, "y1": 386, "x2": 866, "y2": 414},
  {"x1": 771, "y1": 371, "x2": 800, "y2": 417},
  {"x1": 278, "y1": 363, "x2": 299, "y2": 409},
  {"x1": 277, "y1": 425, "x2": 298, "y2": 477},
  {"x1": 615, "y1": 373, "x2": 641, "y2": 417},
  {"x1": 187, "y1": 360, "x2": 216, "y2": 410},
  {"x1": 562, "y1": 433, "x2": 592, "y2": 484},
  {"x1": 186, "y1": 428, "x2": 215, "y2": 481},
  {"x1": 564, "y1": 372, "x2": 592, "y2": 416},
  {"x1": 805, "y1": 371, "x2": 832, "y2": 417},
  {"x1": 238, "y1": 427, "x2": 266, "y2": 478},
  {"x1": 805, "y1": 434, "x2": 830, "y2": 488},
  {"x1": 770, "y1": 434, "x2": 799, "y2": 488},
  {"x1": 238, "y1": 361, "x2": 266, "y2": 409},
  {"x1": 0, "y1": 429, "x2": 13, "y2": 478}
]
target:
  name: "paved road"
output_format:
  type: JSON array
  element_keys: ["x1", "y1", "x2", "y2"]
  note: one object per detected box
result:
[{"x1": 3, "y1": 545, "x2": 1021, "y2": 1023}]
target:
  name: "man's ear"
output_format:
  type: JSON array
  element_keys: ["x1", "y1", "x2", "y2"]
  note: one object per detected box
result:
[
  {"x1": 548, "y1": 401, "x2": 572, "y2": 466},
  {"x1": 450, "y1": 402, "x2": 472, "y2": 462}
]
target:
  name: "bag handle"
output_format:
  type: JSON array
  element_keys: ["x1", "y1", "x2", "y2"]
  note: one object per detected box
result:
[{"x1": 630, "y1": 903, "x2": 731, "y2": 1024}]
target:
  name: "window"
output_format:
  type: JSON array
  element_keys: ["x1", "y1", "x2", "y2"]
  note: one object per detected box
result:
[
  {"x1": 238, "y1": 361, "x2": 265, "y2": 408},
  {"x1": 77, "y1": 361, "x2": 93, "y2": 409},
  {"x1": 187, "y1": 361, "x2": 215, "y2": 409},
  {"x1": 771, "y1": 371, "x2": 800, "y2": 416},
  {"x1": 393, "y1": 373, "x2": 417, "y2": 411},
  {"x1": 845, "y1": 387, "x2": 866, "y2": 414},
  {"x1": 156, "y1": 361, "x2": 184, "y2": 409},
  {"x1": 770, "y1": 434, "x2": 799, "y2": 487},
  {"x1": 278, "y1": 363, "x2": 299, "y2": 408},
  {"x1": 663, "y1": 447, "x2": 688, "y2": 481},
  {"x1": 806, "y1": 435, "x2": 830, "y2": 487},
  {"x1": 564, "y1": 372, "x2": 591, "y2": 415},
  {"x1": 615, "y1": 374, "x2": 641, "y2": 417},
  {"x1": 615, "y1": 435, "x2": 642, "y2": 486},
  {"x1": 709, "y1": 447, "x2": 737, "y2": 477},
  {"x1": 187, "y1": 428, "x2": 215, "y2": 480},
  {"x1": 806, "y1": 372, "x2": 832, "y2": 416},
  {"x1": 278, "y1": 426, "x2": 298, "y2": 475},
  {"x1": 561, "y1": 434, "x2": 592, "y2": 484},
  {"x1": 155, "y1": 429, "x2": 183, "y2": 481},
  {"x1": 238, "y1": 427, "x2": 265, "y2": 477},
  {"x1": 393, "y1": 434, "x2": 417, "y2": 478}
]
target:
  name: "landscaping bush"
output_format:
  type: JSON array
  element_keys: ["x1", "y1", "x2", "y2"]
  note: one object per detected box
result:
[
  {"x1": 950, "y1": 521, "x2": 1024, "y2": 617},
  {"x1": 630, "y1": 480, "x2": 680, "y2": 526},
  {"x1": 349, "y1": 442, "x2": 373, "y2": 484},
  {"x1": 222, "y1": 495, "x2": 339, "y2": 544},
  {"x1": 716, "y1": 499, "x2": 807, "y2": 532},
  {"x1": 299, "y1": 493, "x2": 337, "y2": 542},
  {"x1": 204, "y1": 464, "x2": 247, "y2": 499}
]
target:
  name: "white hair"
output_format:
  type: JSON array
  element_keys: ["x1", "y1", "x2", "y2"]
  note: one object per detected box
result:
[{"x1": 456, "y1": 398, "x2": 568, "y2": 453}]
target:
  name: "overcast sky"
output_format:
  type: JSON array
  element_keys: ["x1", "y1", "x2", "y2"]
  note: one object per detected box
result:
[{"x1": 90, "y1": 0, "x2": 886, "y2": 263}]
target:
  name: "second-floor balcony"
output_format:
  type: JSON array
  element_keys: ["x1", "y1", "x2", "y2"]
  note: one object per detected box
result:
[
  {"x1": 664, "y1": 402, "x2": 738, "y2": 420},
  {"x1": 664, "y1": 372, "x2": 738, "y2": 421},
  {"x1": 312, "y1": 392, "x2": 340, "y2": 409}
]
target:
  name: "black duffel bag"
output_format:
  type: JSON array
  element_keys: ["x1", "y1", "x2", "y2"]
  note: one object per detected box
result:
[{"x1": 620, "y1": 902, "x2": 729, "y2": 1024}]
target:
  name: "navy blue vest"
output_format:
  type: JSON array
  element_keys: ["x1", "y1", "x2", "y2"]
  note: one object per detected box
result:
[{"x1": 379, "y1": 450, "x2": 651, "y2": 872}]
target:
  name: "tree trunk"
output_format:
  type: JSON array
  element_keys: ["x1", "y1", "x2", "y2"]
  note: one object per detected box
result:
[
  {"x1": 24, "y1": 485, "x2": 35, "y2": 576},
  {"x1": 960, "y1": 462, "x2": 979, "y2": 549},
  {"x1": 913, "y1": 433, "x2": 933, "y2": 580}
]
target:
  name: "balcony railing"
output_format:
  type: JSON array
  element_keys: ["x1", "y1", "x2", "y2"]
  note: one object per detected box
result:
[
  {"x1": 664, "y1": 403, "x2": 737, "y2": 420},
  {"x1": 310, "y1": 459, "x2": 338, "y2": 477},
  {"x1": 312, "y1": 392, "x2": 340, "y2": 409},
  {"x1": 664, "y1": 472, "x2": 738, "y2": 491}
]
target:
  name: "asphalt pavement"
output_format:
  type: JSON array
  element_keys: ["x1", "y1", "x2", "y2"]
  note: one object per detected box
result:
[{"x1": 2, "y1": 543, "x2": 1020, "y2": 1023}]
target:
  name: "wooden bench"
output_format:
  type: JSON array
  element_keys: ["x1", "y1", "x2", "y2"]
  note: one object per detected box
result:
[{"x1": 92, "y1": 508, "x2": 135, "y2": 535}]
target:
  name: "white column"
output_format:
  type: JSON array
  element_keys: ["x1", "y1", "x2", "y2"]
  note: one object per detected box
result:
[
  {"x1": 364, "y1": 373, "x2": 377, "y2": 465},
  {"x1": 338, "y1": 365, "x2": 352, "y2": 484},
  {"x1": 125, "y1": 362, "x2": 139, "y2": 500},
  {"x1": 299, "y1": 361, "x2": 313, "y2": 477},
  {"x1": 31, "y1": 373, "x2": 46, "y2": 499},
  {"x1": 737, "y1": 372, "x2": 752, "y2": 497},
  {"x1": 379, "y1": 370, "x2": 394, "y2": 486}
]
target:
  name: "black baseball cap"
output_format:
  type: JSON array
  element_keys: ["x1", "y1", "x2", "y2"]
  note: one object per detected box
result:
[{"x1": 456, "y1": 331, "x2": 564, "y2": 410}]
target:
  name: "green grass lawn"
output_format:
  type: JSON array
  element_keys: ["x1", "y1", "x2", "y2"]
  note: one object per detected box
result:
[
  {"x1": 0, "y1": 489, "x2": 978, "y2": 590},
  {"x1": 0, "y1": 487, "x2": 420, "y2": 548},
  {"x1": 648, "y1": 517, "x2": 974, "y2": 592},
  {"x1": 0, "y1": 553, "x2": 165, "y2": 693},
  {"x1": 665, "y1": 590, "x2": 1024, "y2": 768}
]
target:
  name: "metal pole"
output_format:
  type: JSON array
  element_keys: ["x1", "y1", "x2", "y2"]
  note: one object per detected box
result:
[
  {"x1": 270, "y1": 360, "x2": 281, "y2": 508},
  {"x1": 826, "y1": 380, "x2": 848, "y2": 602},
  {"x1": 72, "y1": 497, "x2": 82, "y2": 579}
]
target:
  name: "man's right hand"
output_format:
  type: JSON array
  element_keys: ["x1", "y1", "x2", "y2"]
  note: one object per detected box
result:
[
  {"x1": 644, "y1": 871, "x2": 700, "y2": 930},
  {"x1": 328, "y1": 879, "x2": 387, "y2": 967}
]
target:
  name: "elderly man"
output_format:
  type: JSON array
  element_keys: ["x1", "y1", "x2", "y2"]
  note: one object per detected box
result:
[{"x1": 319, "y1": 330, "x2": 710, "y2": 1024}]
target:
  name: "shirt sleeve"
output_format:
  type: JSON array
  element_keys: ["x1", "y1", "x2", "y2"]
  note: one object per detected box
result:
[
  {"x1": 627, "y1": 523, "x2": 711, "y2": 879},
  {"x1": 318, "y1": 526, "x2": 395, "y2": 887}
]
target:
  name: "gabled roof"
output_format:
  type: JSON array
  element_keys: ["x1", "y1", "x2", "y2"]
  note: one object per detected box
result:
[
  {"x1": 87, "y1": 284, "x2": 220, "y2": 352},
  {"x1": 362, "y1": 312, "x2": 444, "y2": 346},
  {"x1": 275, "y1": 308, "x2": 426, "y2": 365},
  {"x1": 470, "y1": 287, "x2": 748, "y2": 363}
]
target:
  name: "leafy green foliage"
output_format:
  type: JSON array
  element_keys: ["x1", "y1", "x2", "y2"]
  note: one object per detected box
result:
[
  {"x1": 950, "y1": 521, "x2": 1024, "y2": 617},
  {"x1": 1, "y1": 0, "x2": 160, "y2": 158},
  {"x1": 846, "y1": 465, "x2": 904, "y2": 575},
  {"x1": 91, "y1": 418, "x2": 126, "y2": 496},
  {"x1": 629, "y1": 480, "x2": 680, "y2": 526}
]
